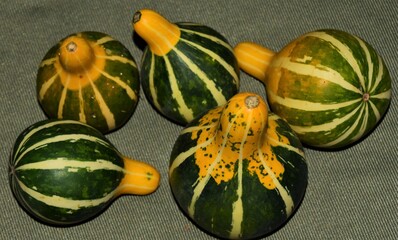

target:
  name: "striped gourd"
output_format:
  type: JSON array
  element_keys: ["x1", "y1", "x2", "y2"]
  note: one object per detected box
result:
[
  {"x1": 37, "y1": 31, "x2": 140, "y2": 133},
  {"x1": 169, "y1": 92, "x2": 308, "y2": 239},
  {"x1": 9, "y1": 119, "x2": 160, "y2": 226},
  {"x1": 234, "y1": 29, "x2": 392, "y2": 149},
  {"x1": 133, "y1": 9, "x2": 240, "y2": 125}
]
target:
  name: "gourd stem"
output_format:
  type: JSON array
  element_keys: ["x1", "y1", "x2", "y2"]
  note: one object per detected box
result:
[
  {"x1": 234, "y1": 42, "x2": 275, "y2": 83},
  {"x1": 59, "y1": 36, "x2": 95, "y2": 73},
  {"x1": 116, "y1": 157, "x2": 160, "y2": 196},
  {"x1": 132, "y1": 9, "x2": 181, "y2": 56}
]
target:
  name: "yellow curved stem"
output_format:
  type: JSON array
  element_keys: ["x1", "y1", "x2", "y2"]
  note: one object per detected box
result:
[
  {"x1": 116, "y1": 157, "x2": 161, "y2": 196},
  {"x1": 132, "y1": 9, "x2": 180, "y2": 56},
  {"x1": 234, "y1": 42, "x2": 275, "y2": 83}
]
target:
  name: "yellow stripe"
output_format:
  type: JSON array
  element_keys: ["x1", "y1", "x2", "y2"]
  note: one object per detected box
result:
[
  {"x1": 16, "y1": 177, "x2": 115, "y2": 210},
  {"x1": 148, "y1": 51, "x2": 161, "y2": 110},
  {"x1": 98, "y1": 55, "x2": 137, "y2": 68},
  {"x1": 57, "y1": 75, "x2": 70, "y2": 119},
  {"x1": 94, "y1": 36, "x2": 114, "y2": 46},
  {"x1": 187, "y1": 108, "x2": 242, "y2": 217},
  {"x1": 306, "y1": 31, "x2": 366, "y2": 90},
  {"x1": 15, "y1": 133, "x2": 111, "y2": 166},
  {"x1": 291, "y1": 103, "x2": 363, "y2": 134},
  {"x1": 268, "y1": 90, "x2": 361, "y2": 111},
  {"x1": 39, "y1": 57, "x2": 56, "y2": 67},
  {"x1": 38, "y1": 72, "x2": 59, "y2": 101},
  {"x1": 88, "y1": 78, "x2": 115, "y2": 130},
  {"x1": 180, "y1": 38, "x2": 239, "y2": 86},
  {"x1": 97, "y1": 68, "x2": 137, "y2": 101},
  {"x1": 173, "y1": 48, "x2": 227, "y2": 105},
  {"x1": 272, "y1": 56, "x2": 362, "y2": 94},
  {"x1": 370, "y1": 55, "x2": 385, "y2": 94},
  {"x1": 180, "y1": 28, "x2": 234, "y2": 53},
  {"x1": 164, "y1": 55, "x2": 194, "y2": 121}
]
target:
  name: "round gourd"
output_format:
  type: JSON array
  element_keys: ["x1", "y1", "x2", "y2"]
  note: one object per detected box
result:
[
  {"x1": 9, "y1": 119, "x2": 160, "y2": 226},
  {"x1": 132, "y1": 9, "x2": 240, "y2": 125},
  {"x1": 169, "y1": 92, "x2": 308, "y2": 239},
  {"x1": 234, "y1": 29, "x2": 392, "y2": 149},
  {"x1": 37, "y1": 31, "x2": 140, "y2": 133}
]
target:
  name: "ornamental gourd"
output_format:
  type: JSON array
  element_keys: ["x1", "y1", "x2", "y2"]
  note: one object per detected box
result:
[
  {"x1": 132, "y1": 9, "x2": 240, "y2": 125},
  {"x1": 37, "y1": 31, "x2": 140, "y2": 133},
  {"x1": 234, "y1": 29, "x2": 392, "y2": 149},
  {"x1": 169, "y1": 92, "x2": 308, "y2": 239},
  {"x1": 9, "y1": 119, "x2": 160, "y2": 226}
]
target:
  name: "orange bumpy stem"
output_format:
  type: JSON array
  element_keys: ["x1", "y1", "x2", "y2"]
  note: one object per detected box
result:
[
  {"x1": 59, "y1": 36, "x2": 96, "y2": 73},
  {"x1": 234, "y1": 42, "x2": 275, "y2": 83},
  {"x1": 132, "y1": 9, "x2": 180, "y2": 56}
]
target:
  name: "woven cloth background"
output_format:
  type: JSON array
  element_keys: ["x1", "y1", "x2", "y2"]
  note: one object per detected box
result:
[{"x1": 1, "y1": 0, "x2": 397, "y2": 239}]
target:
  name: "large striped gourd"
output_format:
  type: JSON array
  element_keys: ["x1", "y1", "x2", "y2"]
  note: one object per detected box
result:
[
  {"x1": 234, "y1": 29, "x2": 391, "y2": 149},
  {"x1": 132, "y1": 9, "x2": 240, "y2": 125},
  {"x1": 169, "y1": 92, "x2": 308, "y2": 239},
  {"x1": 9, "y1": 119, "x2": 160, "y2": 226},
  {"x1": 37, "y1": 31, "x2": 140, "y2": 133}
]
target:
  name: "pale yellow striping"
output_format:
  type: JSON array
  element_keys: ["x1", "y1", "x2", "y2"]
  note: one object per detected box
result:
[
  {"x1": 188, "y1": 109, "x2": 242, "y2": 217},
  {"x1": 234, "y1": 48, "x2": 270, "y2": 81},
  {"x1": 230, "y1": 110, "x2": 253, "y2": 238},
  {"x1": 306, "y1": 31, "x2": 366, "y2": 89},
  {"x1": 57, "y1": 76, "x2": 70, "y2": 119},
  {"x1": 314, "y1": 104, "x2": 366, "y2": 148},
  {"x1": 97, "y1": 55, "x2": 137, "y2": 68},
  {"x1": 88, "y1": 76, "x2": 115, "y2": 130},
  {"x1": 266, "y1": 136, "x2": 305, "y2": 158},
  {"x1": 38, "y1": 72, "x2": 59, "y2": 100},
  {"x1": 258, "y1": 146, "x2": 294, "y2": 215},
  {"x1": 97, "y1": 68, "x2": 137, "y2": 101},
  {"x1": 15, "y1": 134, "x2": 111, "y2": 166},
  {"x1": 13, "y1": 120, "x2": 89, "y2": 163},
  {"x1": 93, "y1": 36, "x2": 114, "y2": 46},
  {"x1": 78, "y1": 86, "x2": 87, "y2": 123},
  {"x1": 169, "y1": 136, "x2": 215, "y2": 176},
  {"x1": 148, "y1": 51, "x2": 161, "y2": 110},
  {"x1": 180, "y1": 28, "x2": 234, "y2": 53},
  {"x1": 368, "y1": 100, "x2": 381, "y2": 121},
  {"x1": 164, "y1": 55, "x2": 194, "y2": 121},
  {"x1": 173, "y1": 48, "x2": 227, "y2": 105},
  {"x1": 273, "y1": 56, "x2": 362, "y2": 94},
  {"x1": 291, "y1": 103, "x2": 363, "y2": 134},
  {"x1": 39, "y1": 57, "x2": 56, "y2": 67},
  {"x1": 180, "y1": 38, "x2": 239, "y2": 85},
  {"x1": 17, "y1": 177, "x2": 115, "y2": 210},
  {"x1": 354, "y1": 34, "x2": 374, "y2": 91},
  {"x1": 370, "y1": 55, "x2": 385, "y2": 94},
  {"x1": 372, "y1": 89, "x2": 391, "y2": 100},
  {"x1": 268, "y1": 90, "x2": 361, "y2": 111},
  {"x1": 180, "y1": 124, "x2": 216, "y2": 135}
]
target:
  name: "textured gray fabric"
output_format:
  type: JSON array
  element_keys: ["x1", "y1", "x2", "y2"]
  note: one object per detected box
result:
[{"x1": 1, "y1": 0, "x2": 397, "y2": 239}]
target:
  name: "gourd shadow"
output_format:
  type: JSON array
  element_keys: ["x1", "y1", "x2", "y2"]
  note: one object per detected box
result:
[
  {"x1": 131, "y1": 31, "x2": 147, "y2": 52},
  {"x1": 304, "y1": 103, "x2": 392, "y2": 152},
  {"x1": 169, "y1": 186, "x2": 308, "y2": 240}
]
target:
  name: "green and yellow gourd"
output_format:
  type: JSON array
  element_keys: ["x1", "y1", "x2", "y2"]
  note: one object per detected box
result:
[
  {"x1": 9, "y1": 119, "x2": 160, "y2": 226},
  {"x1": 37, "y1": 31, "x2": 140, "y2": 133},
  {"x1": 234, "y1": 29, "x2": 391, "y2": 149},
  {"x1": 132, "y1": 9, "x2": 240, "y2": 125},
  {"x1": 169, "y1": 92, "x2": 308, "y2": 239}
]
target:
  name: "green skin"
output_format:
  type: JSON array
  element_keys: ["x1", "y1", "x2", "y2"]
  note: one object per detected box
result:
[
  {"x1": 169, "y1": 112, "x2": 308, "y2": 239},
  {"x1": 9, "y1": 120, "x2": 125, "y2": 226},
  {"x1": 36, "y1": 31, "x2": 140, "y2": 133},
  {"x1": 140, "y1": 23, "x2": 240, "y2": 125}
]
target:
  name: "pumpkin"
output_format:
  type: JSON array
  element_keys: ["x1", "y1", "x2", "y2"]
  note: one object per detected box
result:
[
  {"x1": 37, "y1": 31, "x2": 140, "y2": 133},
  {"x1": 132, "y1": 9, "x2": 240, "y2": 125},
  {"x1": 9, "y1": 119, "x2": 160, "y2": 226},
  {"x1": 234, "y1": 29, "x2": 392, "y2": 149},
  {"x1": 169, "y1": 92, "x2": 308, "y2": 239}
]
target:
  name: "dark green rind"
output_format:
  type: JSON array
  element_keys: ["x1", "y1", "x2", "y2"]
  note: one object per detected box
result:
[
  {"x1": 169, "y1": 115, "x2": 308, "y2": 239},
  {"x1": 140, "y1": 23, "x2": 239, "y2": 125},
  {"x1": 9, "y1": 119, "x2": 125, "y2": 226},
  {"x1": 37, "y1": 31, "x2": 139, "y2": 133}
]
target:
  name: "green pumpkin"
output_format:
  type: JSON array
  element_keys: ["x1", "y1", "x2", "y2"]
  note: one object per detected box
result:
[
  {"x1": 169, "y1": 92, "x2": 308, "y2": 239},
  {"x1": 133, "y1": 9, "x2": 240, "y2": 125},
  {"x1": 9, "y1": 119, "x2": 160, "y2": 226},
  {"x1": 37, "y1": 31, "x2": 140, "y2": 133},
  {"x1": 235, "y1": 29, "x2": 391, "y2": 149}
]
